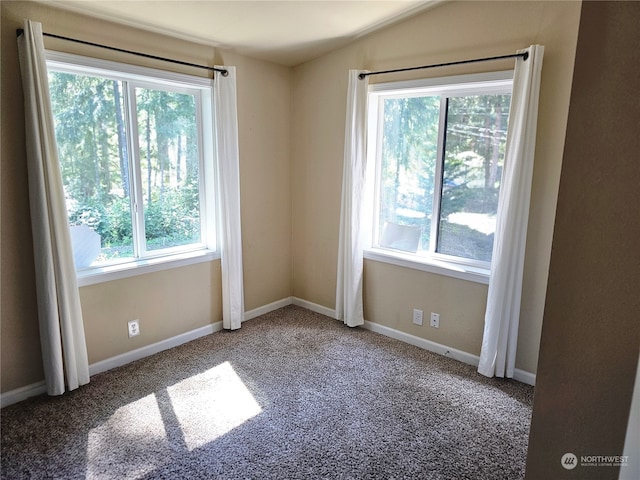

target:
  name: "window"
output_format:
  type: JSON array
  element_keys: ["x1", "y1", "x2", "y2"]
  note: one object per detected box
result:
[
  {"x1": 46, "y1": 52, "x2": 217, "y2": 279},
  {"x1": 367, "y1": 71, "x2": 513, "y2": 275}
]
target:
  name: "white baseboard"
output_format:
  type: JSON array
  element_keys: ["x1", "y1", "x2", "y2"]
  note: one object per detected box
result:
[
  {"x1": 0, "y1": 381, "x2": 47, "y2": 409},
  {"x1": 2, "y1": 300, "x2": 295, "y2": 408},
  {"x1": 89, "y1": 321, "x2": 223, "y2": 377},
  {"x1": 90, "y1": 297, "x2": 297, "y2": 379},
  {"x1": 1, "y1": 298, "x2": 534, "y2": 408},
  {"x1": 512, "y1": 369, "x2": 536, "y2": 386},
  {"x1": 363, "y1": 320, "x2": 480, "y2": 366},
  {"x1": 292, "y1": 297, "x2": 337, "y2": 319},
  {"x1": 283, "y1": 299, "x2": 537, "y2": 384},
  {"x1": 362, "y1": 320, "x2": 536, "y2": 386},
  {"x1": 244, "y1": 297, "x2": 293, "y2": 321}
]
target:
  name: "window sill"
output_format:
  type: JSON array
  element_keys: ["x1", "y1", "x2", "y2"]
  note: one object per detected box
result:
[
  {"x1": 363, "y1": 248, "x2": 490, "y2": 285},
  {"x1": 76, "y1": 249, "x2": 220, "y2": 287}
]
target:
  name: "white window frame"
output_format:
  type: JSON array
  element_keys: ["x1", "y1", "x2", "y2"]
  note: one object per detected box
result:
[
  {"x1": 365, "y1": 71, "x2": 513, "y2": 284},
  {"x1": 46, "y1": 51, "x2": 219, "y2": 286}
]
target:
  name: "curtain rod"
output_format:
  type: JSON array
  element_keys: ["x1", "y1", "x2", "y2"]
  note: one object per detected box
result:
[
  {"x1": 358, "y1": 51, "x2": 528, "y2": 80},
  {"x1": 16, "y1": 28, "x2": 228, "y2": 77}
]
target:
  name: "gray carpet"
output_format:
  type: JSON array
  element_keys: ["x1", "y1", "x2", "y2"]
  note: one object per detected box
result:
[{"x1": 1, "y1": 305, "x2": 533, "y2": 479}]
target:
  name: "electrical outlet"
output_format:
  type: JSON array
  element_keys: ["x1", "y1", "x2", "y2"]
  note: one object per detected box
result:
[
  {"x1": 413, "y1": 309, "x2": 423, "y2": 326},
  {"x1": 128, "y1": 319, "x2": 140, "y2": 338},
  {"x1": 430, "y1": 312, "x2": 440, "y2": 328}
]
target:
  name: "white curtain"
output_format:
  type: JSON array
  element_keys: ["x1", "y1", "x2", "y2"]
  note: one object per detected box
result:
[
  {"x1": 478, "y1": 45, "x2": 545, "y2": 379},
  {"x1": 17, "y1": 20, "x2": 90, "y2": 395},
  {"x1": 335, "y1": 70, "x2": 369, "y2": 328},
  {"x1": 214, "y1": 66, "x2": 245, "y2": 330}
]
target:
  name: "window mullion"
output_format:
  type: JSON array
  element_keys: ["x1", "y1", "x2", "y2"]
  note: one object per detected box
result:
[
  {"x1": 371, "y1": 96, "x2": 385, "y2": 247},
  {"x1": 430, "y1": 96, "x2": 448, "y2": 253},
  {"x1": 197, "y1": 87, "x2": 217, "y2": 251},
  {"x1": 125, "y1": 82, "x2": 147, "y2": 258},
  {"x1": 195, "y1": 91, "x2": 210, "y2": 249}
]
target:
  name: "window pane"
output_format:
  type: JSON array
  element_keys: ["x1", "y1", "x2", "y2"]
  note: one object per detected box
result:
[
  {"x1": 378, "y1": 96, "x2": 440, "y2": 252},
  {"x1": 437, "y1": 94, "x2": 511, "y2": 262},
  {"x1": 49, "y1": 71, "x2": 134, "y2": 267},
  {"x1": 135, "y1": 88, "x2": 201, "y2": 251}
]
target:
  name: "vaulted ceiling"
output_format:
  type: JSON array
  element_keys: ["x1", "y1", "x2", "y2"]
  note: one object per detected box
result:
[{"x1": 48, "y1": 0, "x2": 443, "y2": 66}]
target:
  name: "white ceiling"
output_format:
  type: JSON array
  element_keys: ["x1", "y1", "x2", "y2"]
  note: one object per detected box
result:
[{"x1": 48, "y1": 0, "x2": 442, "y2": 66}]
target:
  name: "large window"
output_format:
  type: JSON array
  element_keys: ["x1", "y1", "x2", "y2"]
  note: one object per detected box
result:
[
  {"x1": 47, "y1": 53, "x2": 216, "y2": 275},
  {"x1": 368, "y1": 72, "x2": 513, "y2": 271}
]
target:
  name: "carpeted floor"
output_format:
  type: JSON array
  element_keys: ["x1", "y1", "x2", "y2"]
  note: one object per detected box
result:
[{"x1": 1, "y1": 306, "x2": 533, "y2": 479}]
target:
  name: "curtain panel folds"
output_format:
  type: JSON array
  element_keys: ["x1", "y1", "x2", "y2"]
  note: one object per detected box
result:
[
  {"x1": 335, "y1": 70, "x2": 369, "y2": 328},
  {"x1": 214, "y1": 66, "x2": 245, "y2": 330},
  {"x1": 17, "y1": 20, "x2": 90, "y2": 395},
  {"x1": 478, "y1": 45, "x2": 545, "y2": 379}
]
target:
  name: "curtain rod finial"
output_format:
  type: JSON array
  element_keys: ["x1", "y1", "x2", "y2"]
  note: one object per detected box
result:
[
  {"x1": 523, "y1": 51, "x2": 529, "y2": 61},
  {"x1": 16, "y1": 28, "x2": 24, "y2": 37},
  {"x1": 358, "y1": 72, "x2": 367, "y2": 80}
]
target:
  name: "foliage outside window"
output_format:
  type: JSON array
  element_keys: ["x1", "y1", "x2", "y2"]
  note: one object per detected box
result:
[
  {"x1": 47, "y1": 53, "x2": 216, "y2": 271},
  {"x1": 369, "y1": 72, "x2": 513, "y2": 268}
]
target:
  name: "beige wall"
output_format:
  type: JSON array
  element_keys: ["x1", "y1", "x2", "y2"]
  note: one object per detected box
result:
[
  {"x1": 526, "y1": 2, "x2": 640, "y2": 477},
  {"x1": 1, "y1": 1, "x2": 292, "y2": 392},
  {"x1": 291, "y1": 1, "x2": 581, "y2": 374},
  {"x1": 79, "y1": 263, "x2": 222, "y2": 364}
]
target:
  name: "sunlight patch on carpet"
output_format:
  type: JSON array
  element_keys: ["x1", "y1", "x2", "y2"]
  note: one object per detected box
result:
[
  {"x1": 87, "y1": 394, "x2": 171, "y2": 479},
  {"x1": 167, "y1": 361, "x2": 263, "y2": 450}
]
